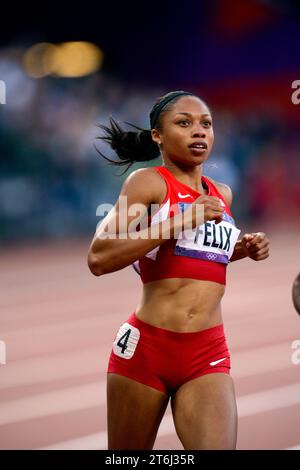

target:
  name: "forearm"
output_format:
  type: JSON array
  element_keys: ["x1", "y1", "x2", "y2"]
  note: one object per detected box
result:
[
  {"x1": 230, "y1": 240, "x2": 248, "y2": 262},
  {"x1": 88, "y1": 213, "x2": 185, "y2": 275}
]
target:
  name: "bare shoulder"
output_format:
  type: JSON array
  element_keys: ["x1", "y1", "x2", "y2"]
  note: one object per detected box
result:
[
  {"x1": 120, "y1": 167, "x2": 166, "y2": 204},
  {"x1": 205, "y1": 175, "x2": 233, "y2": 207}
]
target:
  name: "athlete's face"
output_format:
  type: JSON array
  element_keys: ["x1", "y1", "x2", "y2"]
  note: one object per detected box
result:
[{"x1": 152, "y1": 96, "x2": 214, "y2": 166}]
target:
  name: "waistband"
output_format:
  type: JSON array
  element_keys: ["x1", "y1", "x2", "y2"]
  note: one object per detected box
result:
[{"x1": 126, "y1": 312, "x2": 226, "y2": 344}]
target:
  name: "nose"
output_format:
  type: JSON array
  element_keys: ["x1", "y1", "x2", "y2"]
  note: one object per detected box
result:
[{"x1": 191, "y1": 123, "x2": 206, "y2": 138}]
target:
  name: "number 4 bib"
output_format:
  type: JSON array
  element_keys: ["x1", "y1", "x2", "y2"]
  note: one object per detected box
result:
[{"x1": 113, "y1": 322, "x2": 140, "y2": 359}]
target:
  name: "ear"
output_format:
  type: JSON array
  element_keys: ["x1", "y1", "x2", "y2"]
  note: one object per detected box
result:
[{"x1": 151, "y1": 129, "x2": 162, "y2": 146}]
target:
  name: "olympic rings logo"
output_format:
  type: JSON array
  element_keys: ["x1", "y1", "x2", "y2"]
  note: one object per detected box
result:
[{"x1": 206, "y1": 253, "x2": 218, "y2": 260}]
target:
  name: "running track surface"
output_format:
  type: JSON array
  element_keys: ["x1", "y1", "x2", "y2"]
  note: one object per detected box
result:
[{"x1": 0, "y1": 229, "x2": 299, "y2": 450}]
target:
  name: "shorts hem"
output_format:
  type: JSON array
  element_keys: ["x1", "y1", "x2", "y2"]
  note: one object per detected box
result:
[
  {"x1": 107, "y1": 370, "x2": 167, "y2": 395},
  {"x1": 185, "y1": 367, "x2": 231, "y2": 383}
]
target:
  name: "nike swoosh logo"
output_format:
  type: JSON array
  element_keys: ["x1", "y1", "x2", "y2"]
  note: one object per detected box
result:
[
  {"x1": 178, "y1": 192, "x2": 191, "y2": 199},
  {"x1": 210, "y1": 357, "x2": 227, "y2": 366}
]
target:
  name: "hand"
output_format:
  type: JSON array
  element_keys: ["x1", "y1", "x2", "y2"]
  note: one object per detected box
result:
[
  {"x1": 241, "y1": 232, "x2": 270, "y2": 261},
  {"x1": 190, "y1": 195, "x2": 224, "y2": 226}
]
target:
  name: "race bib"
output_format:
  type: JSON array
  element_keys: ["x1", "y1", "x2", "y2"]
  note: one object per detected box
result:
[
  {"x1": 174, "y1": 208, "x2": 240, "y2": 264},
  {"x1": 112, "y1": 322, "x2": 140, "y2": 359}
]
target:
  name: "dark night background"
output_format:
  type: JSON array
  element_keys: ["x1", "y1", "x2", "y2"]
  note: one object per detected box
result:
[
  {"x1": 2, "y1": 0, "x2": 300, "y2": 87},
  {"x1": 0, "y1": 0, "x2": 300, "y2": 241}
]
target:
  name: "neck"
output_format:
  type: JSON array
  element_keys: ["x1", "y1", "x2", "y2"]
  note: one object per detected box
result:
[{"x1": 162, "y1": 160, "x2": 204, "y2": 193}]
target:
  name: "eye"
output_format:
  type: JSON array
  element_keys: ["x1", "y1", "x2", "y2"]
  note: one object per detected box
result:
[
  {"x1": 203, "y1": 120, "x2": 212, "y2": 128},
  {"x1": 178, "y1": 120, "x2": 191, "y2": 126}
]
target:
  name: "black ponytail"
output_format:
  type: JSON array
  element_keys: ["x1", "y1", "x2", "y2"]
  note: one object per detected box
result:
[{"x1": 94, "y1": 117, "x2": 160, "y2": 174}]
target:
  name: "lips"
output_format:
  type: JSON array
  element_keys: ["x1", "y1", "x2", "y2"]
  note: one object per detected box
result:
[{"x1": 188, "y1": 141, "x2": 207, "y2": 150}]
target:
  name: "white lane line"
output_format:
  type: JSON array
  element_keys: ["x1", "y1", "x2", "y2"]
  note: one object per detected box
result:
[
  {"x1": 39, "y1": 379, "x2": 300, "y2": 450},
  {"x1": 237, "y1": 383, "x2": 300, "y2": 416},
  {"x1": 1, "y1": 311, "x2": 118, "y2": 338},
  {"x1": 2, "y1": 370, "x2": 300, "y2": 428},
  {"x1": 230, "y1": 341, "x2": 294, "y2": 378},
  {"x1": 38, "y1": 432, "x2": 107, "y2": 450},
  {"x1": 1, "y1": 340, "x2": 294, "y2": 390},
  {"x1": 38, "y1": 414, "x2": 176, "y2": 450},
  {"x1": 9, "y1": 381, "x2": 297, "y2": 449},
  {"x1": 0, "y1": 382, "x2": 105, "y2": 426},
  {"x1": 0, "y1": 348, "x2": 107, "y2": 389}
]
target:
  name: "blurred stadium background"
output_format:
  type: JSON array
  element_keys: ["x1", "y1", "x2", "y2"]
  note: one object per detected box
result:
[{"x1": 0, "y1": 0, "x2": 300, "y2": 450}]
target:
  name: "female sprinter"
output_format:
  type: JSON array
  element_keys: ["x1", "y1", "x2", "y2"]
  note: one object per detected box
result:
[{"x1": 88, "y1": 91, "x2": 270, "y2": 450}]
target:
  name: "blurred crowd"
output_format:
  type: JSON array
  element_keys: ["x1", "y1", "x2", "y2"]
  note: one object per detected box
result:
[{"x1": 0, "y1": 51, "x2": 299, "y2": 243}]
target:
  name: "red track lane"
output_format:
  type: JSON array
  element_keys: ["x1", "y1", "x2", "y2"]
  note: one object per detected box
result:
[{"x1": 0, "y1": 229, "x2": 299, "y2": 450}]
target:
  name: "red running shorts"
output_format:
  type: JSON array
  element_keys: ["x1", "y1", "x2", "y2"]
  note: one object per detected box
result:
[{"x1": 107, "y1": 312, "x2": 231, "y2": 395}]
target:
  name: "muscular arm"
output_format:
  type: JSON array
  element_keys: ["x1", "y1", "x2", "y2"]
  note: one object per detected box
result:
[{"x1": 88, "y1": 168, "x2": 189, "y2": 276}]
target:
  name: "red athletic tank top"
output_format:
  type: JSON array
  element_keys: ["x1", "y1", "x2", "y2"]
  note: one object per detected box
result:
[{"x1": 132, "y1": 166, "x2": 240, "y2": 285}]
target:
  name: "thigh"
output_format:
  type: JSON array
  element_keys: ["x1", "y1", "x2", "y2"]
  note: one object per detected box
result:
[
  {"x1": 107, "y1": 373, "x2": 169, "y2": 450},
  {"x1": 171, "y1": 373, "x2": 237, "y2": 450}
]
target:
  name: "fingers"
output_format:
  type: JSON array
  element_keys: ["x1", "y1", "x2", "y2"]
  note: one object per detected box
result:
[
  {"x1": 214, "y1": 215, "x2": 223, "y2": 225},
  {"x1": 208, "y1": 208, "x2": 223, "y2": 223},
  {"x1": 194, "y1": 195, "x2": 224, "y2": 224},
  {"x1": 242, "y1": 233, "x2": 254, "y2": 248},
  {"x1": 247, "y1": 232, "x2": 264, "y2": 245},
  {"x1": 205, "y1": 197, "x2": 224, "y2": 216},
  {"x1": 247, "y1": 239, "x2": 269, "y2": 253},
  {"x1": 196, "y1": 195, "x2": 223, "y2": 210},
  {"x1": 241, "y1": 232, "x2": 270, "y2": 261},
  {"x1": 248, "y1": 244, "x2": 269, "y2": 261},
  {"x1": 250, "y1": 248, "x2": 269, "y2": 261},
  {"x1": 243, "y1": 232, "x2": 268, "y2": 249}
]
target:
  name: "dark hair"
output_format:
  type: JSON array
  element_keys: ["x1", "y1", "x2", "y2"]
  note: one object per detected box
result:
[
  {"x1": 94, "y1": 118, "x2": 160, "y2": 175},
  {"x1": 94, "y1": 91, "x2": 199, "y2": 174}
]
